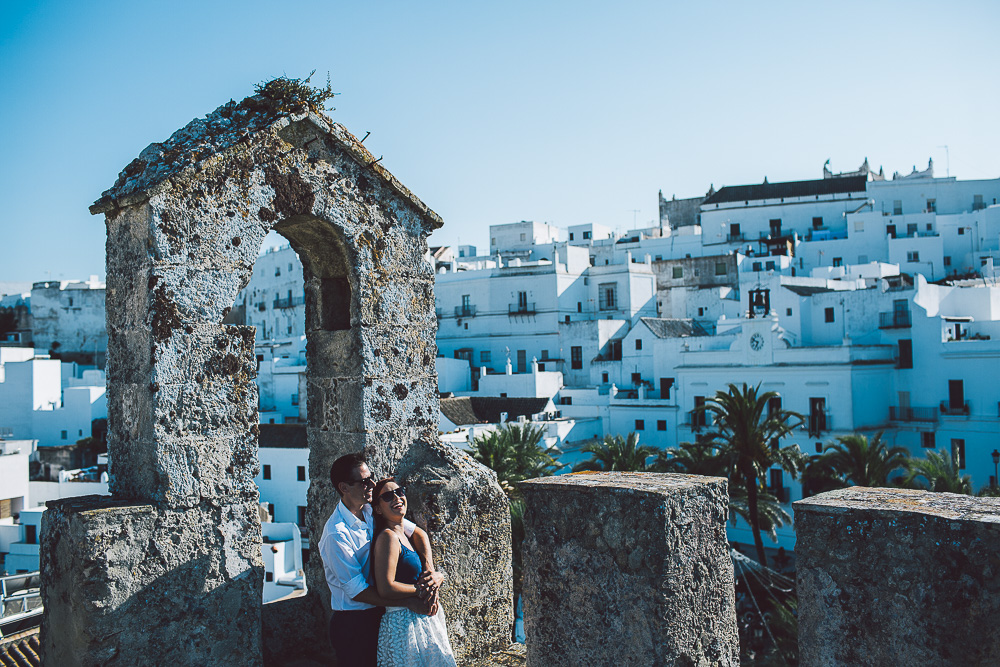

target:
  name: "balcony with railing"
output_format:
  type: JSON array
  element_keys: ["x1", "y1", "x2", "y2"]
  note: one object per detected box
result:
[
  {"x1": 727, "y1": 233, "x2": 746, "y2": 243},
  {"x1": 889, "y1": 406, "x2": 938, "y2": 422},
  {"x1": 879, "y1": 310, "x2": 912, "y2": 329},
  {"x1": 509, "y1": 302, "x2": 536, "y2": 315},
  {"x1": 273, "y1": 296, "x2": 305, "y2": 309},
  {"x1": 940, "y1": 401, "x2": 971, "y2": 416},
  {"x1": 455, "y1": 305, "x2": 477, "y2": 318},
  {"x1": 804, "y1": 412, "x2": 832, "y2": 437}
]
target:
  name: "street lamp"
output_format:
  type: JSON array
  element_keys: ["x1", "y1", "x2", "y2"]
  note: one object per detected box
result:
[{"x1": 992, "y1": 450, "x2": 999, "y2": 488}]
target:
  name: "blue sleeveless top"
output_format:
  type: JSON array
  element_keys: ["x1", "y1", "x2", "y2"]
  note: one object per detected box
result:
[{"x1": 394, "y1": 539, "x2": 424, "y2": 585}]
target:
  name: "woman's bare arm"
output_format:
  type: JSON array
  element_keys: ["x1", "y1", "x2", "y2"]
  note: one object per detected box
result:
[
  {"x1": 373, "y1": 530, "x2": 419, "y2": 600},
  {"x1": 410, "y1": 526, "x2": 446, "y2": 595}
]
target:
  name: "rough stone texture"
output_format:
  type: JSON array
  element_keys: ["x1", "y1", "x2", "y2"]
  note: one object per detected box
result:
[
  {"x1": 795, "y1": 487, "x2": 1000, "y2": 667},
  {"x1": 40, "y1": 495, "x2": 261, "y2": 667},
  {"x1": 42, "y1": 91, "x2": 511, "y2": 667},
  {"x1": 519, "y1": 472, "x2": 739, "y2": 667}
]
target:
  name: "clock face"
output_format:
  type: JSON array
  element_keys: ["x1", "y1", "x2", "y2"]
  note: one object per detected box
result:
[{"x1": 750, "y1": 333, "x2": 764, "y2": 351}]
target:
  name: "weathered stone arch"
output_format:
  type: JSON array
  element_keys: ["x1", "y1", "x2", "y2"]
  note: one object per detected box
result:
[{"x1": 41, "y1": 94, "x2": 511, "y2": 666}]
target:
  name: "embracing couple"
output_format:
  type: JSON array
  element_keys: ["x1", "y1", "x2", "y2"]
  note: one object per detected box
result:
[{"x1": 319, "y1": 453, "x2": 458, "y2": 667}]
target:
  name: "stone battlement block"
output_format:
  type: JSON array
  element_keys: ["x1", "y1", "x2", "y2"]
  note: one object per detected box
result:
[
  {"x1": 41, "y1": 496, "x2": 263, "y2": 667},
  {"x1": 519, "y1": 472, "x2": 738, "y2": 667},
  {"x1": 795, "y1": 487, "x2": 1000, "y2": 667}
]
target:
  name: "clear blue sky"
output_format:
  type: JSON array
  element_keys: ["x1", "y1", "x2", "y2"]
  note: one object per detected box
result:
[{"x1": 1, "y1": 0, "x2": 997, "y2": 283}]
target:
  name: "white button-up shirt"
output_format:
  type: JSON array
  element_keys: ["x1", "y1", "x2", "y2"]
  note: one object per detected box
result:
[{"x1": 319, "y1": 500, "x2": 416, "y2": 611}]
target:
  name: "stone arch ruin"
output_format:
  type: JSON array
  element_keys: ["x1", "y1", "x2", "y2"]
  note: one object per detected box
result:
[{"x1": 41, "y1": 91, "x2": 512, "y2": 666}]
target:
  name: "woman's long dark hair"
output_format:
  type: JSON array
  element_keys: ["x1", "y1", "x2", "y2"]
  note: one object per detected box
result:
[{"x1": 370, "y1": 477, "x2": 396, "y2": 584}]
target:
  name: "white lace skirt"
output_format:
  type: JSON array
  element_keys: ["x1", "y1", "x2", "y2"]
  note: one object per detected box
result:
[{"x1": 377, "y1": 605, "x2": 457, "y2": 667}]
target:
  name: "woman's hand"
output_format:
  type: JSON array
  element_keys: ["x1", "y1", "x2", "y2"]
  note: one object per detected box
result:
[{"x1": 416, "y1": 570, "x2": 445, "y2": 599}]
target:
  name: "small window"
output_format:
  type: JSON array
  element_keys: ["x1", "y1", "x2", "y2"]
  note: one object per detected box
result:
[
  {"x1": 265, "y1": 572, "x2": 274, "y2": 583},
  {"x1": 893, "y1": 200, "x2": 902, "y2": 215},
  {"x1": 583, "y1": 231, "x2": 592, "y2": 239},
  {"x1": 832, "y1": 257, "x2": 843, "y2": 267},
  {"x1": 907, "y1": 251, "x2": 920, "y2": 263},
  {"x1": 854, "y1": 220, "x2": 865, "y2": 232},
  {"x1": 958, "y1": 228, "x2": 965, "y2": 236},
  {"x1": 464, "y1": 323, "x2": 468, "y2": 330},
  {"x1": 825, "y1": 307, "x2": 835, "y2": 323},
  {"x1": 571, "y1": 346, "x2": 583, "y2": 370},
  {"x1": 297, "y1": 506, "x2": 307, "y2": 526},
  {"x1": 297, "y1": 466, "x2": 306, "y2": 482},
  {"x1": 765, "y1": 261, "x2": 775, "y2": 271},
  {"x1": 635, "y1": 419, "x2": 645, "y2": 431},
  {"x1": 480, "y1": 350, "x2": 491, "y2": 363},
  {"x1": 61, "y1": 430, "x2": 67, "y2": 440},
  {"x1": 577, "y1": 302, "x2": 582, "y2": 313},
  {"x1": 520, "y1": 233, "x2": 526, "y2": 241},
  {"x1": 602, "y1": 372, "x2": 609, "y2": 384},
  {"x1": 786, "y1": 308, "x2": 792, "y2": 316},
  {"x1": 944, "y1": 256, "x2": 952, "y2": 267},
  {"x1": 569, "y1": 233, "x2": 574, "y2": 240},
  {"x1": 635, "y1": 339, "x2": 642, "y2": 350},
  {"x1": 564, "y1": 315, "x2": 571, "y2": 324},
  {"x1": 698, "y1": 307, "x2": 705, "y2": 317},
  {"x1": 631, "y1": 373, "x2": 642, "y2": 386},
  {"x1": 491, "y1": 237, "x2": 496, "y2": 245},
  {"x1": 815, "y1": 442, "x2": 823, "y2": 454},
  {"x1": 898, "y1": 339, "x2": 913, "y2": 369},
  {"x1": 559, "y1": 396, "x2": 573, "y2": 405},
  {"x1": 79, "y1": 429, "x2": 83, "y2": 436},
  {"x1": 263, "y1": 465, "x2": 272, "y2": 480},
  {"x1": 926, "y1": 199, "x2": 936, "y2": 213},
  {"x1": 907, "y1": 223, "x2": 918, "y2": 236},
  {"x1": 812, "y1": 217, "x2": 823, "y2": 229},
  {"x1": 275, "y1": 267, "x2": 281, "y2": 276},
  {"x1": 951, "y1": 439, "x2": 966, "y2": 469},
  {"x1": 25, "y1": 525, "x2": 37, "y2": 545},
  {"x1": 715, "y1": 262, "x2": 727, "y2": 276},
  {"x1": 291, "y1": 393, "x2": 299, "y2": 406},
  {"x1": 672, "y1": 266, "x2": 683, "y2": 279},
  {"x1": 921, "y1": 432, "x2": 935, "y2": 448},
  {"x1": 657, "y1": 420, "x2": 666, "y2": 431},
  {"x1": 752, "y1": 262, "x2": 762, "y2": 272}
]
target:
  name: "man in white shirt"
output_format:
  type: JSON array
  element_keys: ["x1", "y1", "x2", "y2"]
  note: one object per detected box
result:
[{"x1": 319, "y1": 453, "x2": 441, "y2": 666}]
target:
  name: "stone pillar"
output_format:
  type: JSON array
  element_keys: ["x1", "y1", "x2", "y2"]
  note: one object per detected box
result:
[
  {"x1": 796, "y1": 487, "x2": 1000, "y2": 667},
  {"x1": 519, "y1": 472, "x2": 739, "y2": 666}
]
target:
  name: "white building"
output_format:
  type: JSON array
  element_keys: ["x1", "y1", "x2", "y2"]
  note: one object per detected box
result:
[{"x1": 29, "y1": 277, "x2": 107, "y2": 363}]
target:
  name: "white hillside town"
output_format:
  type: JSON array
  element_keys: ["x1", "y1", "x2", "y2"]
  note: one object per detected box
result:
[
  {"x1": 230, "y1": 159, "x2": 1000, "y2": 554},
  {"x1": 1, "y1": 158, "x2": 998, "y2": 580}
]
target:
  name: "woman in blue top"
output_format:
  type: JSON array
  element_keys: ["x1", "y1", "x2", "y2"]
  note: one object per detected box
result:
[{"x1": 371, "y1": 477, "x2": 457, "y2": 667}]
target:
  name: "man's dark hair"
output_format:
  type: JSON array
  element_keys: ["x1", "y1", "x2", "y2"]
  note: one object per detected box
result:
[{"x1": 330, "y1": 453, "x2": 368, "y2": 496}]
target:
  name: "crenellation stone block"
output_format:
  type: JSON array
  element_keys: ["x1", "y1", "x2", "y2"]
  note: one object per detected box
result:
[
  {"x1": 519, "y1": 472, "x2": 739, "y2": 667},
  {"x1": 795, "y1": 487, "x2": 1000, "y2": 667},
  {"x1": 41, "y1": 496, "x2": 263, "y2": 667}
]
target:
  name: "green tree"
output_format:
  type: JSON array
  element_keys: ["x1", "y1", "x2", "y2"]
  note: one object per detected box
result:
[
  {"x1": 819, "y1": 432, "x2": 910, "y2": 488},
  {"x1": 572, "y1": 432, "x2": 655, "y2": 472},
  {"x1": 904, "y1": 449, "x2": 972, "y2": 494},
  {"x1": 652, "y1": 439, "x2": 791, "y2": 542},
  {"x1": 701, "y1": 383, "x2": 805, "y2": 567},
  {"x1": 470, "y1": 423, "x2": 561, "y2": 497}
]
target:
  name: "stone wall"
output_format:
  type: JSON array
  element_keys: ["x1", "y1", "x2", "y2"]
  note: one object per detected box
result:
[
  {"x1": 42, "y1": 91, "x2": 511, "y2": 666},
  {"x1": 519, "y1": 472, "x2": 738, "y2": 666},
  {"x1": 795, "y1": 487, "x2": 1000, "y2": 667}
]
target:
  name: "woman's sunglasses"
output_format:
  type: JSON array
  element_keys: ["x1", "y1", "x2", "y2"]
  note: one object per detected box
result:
[{"x1": 378, "y1": 487, "x2": 406, "y2": 503}]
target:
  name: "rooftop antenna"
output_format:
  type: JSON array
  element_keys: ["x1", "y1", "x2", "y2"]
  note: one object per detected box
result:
[
  {"x1": 629, "y1": 209, "x2": 640, "y2": 229},
  {"x1": 938, "y1": 145, "x2": 950, "y2": 177}
]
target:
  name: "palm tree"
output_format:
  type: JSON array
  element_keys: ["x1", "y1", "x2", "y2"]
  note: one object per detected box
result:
[
  {"x1": 820, "y1": 432, "x2": 910, "y2": 488},
  {"x1": 701, "y1": 383, "x2": 805, "y2": 567},
  {"x1": 904, "y1": 449, "x2": 972, "y2": 494},
  {"x1": 572, "y1": 432, "x2": 655, "y2": 472},
  {"x1": 650, "y1": 436, "x2": 732, "y2": 477},
  {"x1": 471, "y1": 423, "x2": 561, "y2": 497}
]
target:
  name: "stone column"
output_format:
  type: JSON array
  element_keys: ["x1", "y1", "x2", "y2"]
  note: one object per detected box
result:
[
  {"x1": 795, "y1": 487, "x2": 1000, "y2": 667},
  {"x1": 519, "y1": 472, "x2": 739, "y2": 666}
]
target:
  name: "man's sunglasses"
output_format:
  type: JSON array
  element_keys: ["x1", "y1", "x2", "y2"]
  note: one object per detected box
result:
[
  {"x1": 346, "y1": 476, "x2": 376, "y2": 490},
  {"x1": 378, "y1": 487, "x2": 406, "y2": 503}
]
